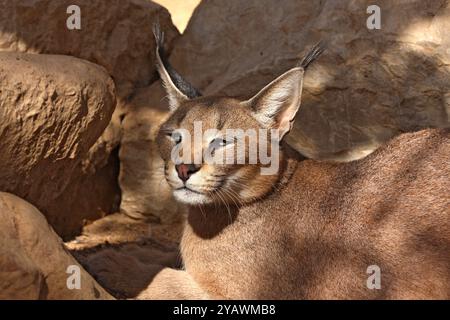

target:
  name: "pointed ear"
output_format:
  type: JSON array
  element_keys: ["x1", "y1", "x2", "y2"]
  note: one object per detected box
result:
[
  {"x1": 242, "y1": 42, "x2": 325, "y2": 139},
  {"x1": 243, "y1": 67, "x2": 305, "y2": 139},
  {"x1": 153, "y1": 23, "x2": 201, "y2": 111}
]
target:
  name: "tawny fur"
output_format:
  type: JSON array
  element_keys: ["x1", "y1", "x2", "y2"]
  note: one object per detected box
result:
[
  {"x1": 140, "y1": 117, "x2": 449, "y2": 299},
  {"x1": 139, "y1": 40, "x2": 449, "y2": 299}
]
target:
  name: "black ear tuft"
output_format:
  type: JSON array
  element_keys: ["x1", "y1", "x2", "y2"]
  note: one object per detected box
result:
[
  {"x1": 153, "y1": 21, "x2": 165, "y2": 52},
  {"x1": 299, "y1": 41, "x2": 325, "y2": 70},
  {"x1": 152, "y1": 22, "x2": 202, "y2": 99}
]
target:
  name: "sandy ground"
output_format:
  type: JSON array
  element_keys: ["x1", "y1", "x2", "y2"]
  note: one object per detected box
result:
[{"x1": 65, "y1": 212, "x2": 185, "y2": 299}]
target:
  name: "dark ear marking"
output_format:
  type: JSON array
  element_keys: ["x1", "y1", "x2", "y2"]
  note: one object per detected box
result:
[
  {"x1": 153, "y1": 22, "x2": 201, "y2": 99},
  {"x1": 299, "y1": 41, "x2": 325, "y2": 70}
]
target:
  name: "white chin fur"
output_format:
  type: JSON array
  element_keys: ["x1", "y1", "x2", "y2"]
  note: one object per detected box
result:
[{"x1": 173, "y1": 188, "x2": 213, "y2": 205}]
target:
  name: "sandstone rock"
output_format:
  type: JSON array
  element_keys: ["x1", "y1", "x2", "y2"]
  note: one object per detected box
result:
[
  {"x1": 169, "y1": 0, "x2": 450, "y2": 159},
  {"x1": 0, "y1": 52, "x2": 116, "y2": 238},
  {"x1": 0, "y1": 192, "x2": 113, "y2": 299},
  {"x1": 50, "y1": 147, "x2": 121, "y2": 239},
  {"x1": 0, "y1": 0, "x2": 179, "y2": 98},
  {"x1": 119, "y1": 81, "x2": 183, "y2": 221},
  {"x1": 0, "y1": 0, "x2": 181, "y2": 232}
]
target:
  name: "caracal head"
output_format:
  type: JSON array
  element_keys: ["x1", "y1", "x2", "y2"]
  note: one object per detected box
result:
[{"x1": 153, "y1": 24, "x2": 324, "y2": 206}]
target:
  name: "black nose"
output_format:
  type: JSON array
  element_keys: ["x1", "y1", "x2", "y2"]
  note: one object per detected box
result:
[{"x1": 175, "y1": 163, "x2": 200, "y2": 182}]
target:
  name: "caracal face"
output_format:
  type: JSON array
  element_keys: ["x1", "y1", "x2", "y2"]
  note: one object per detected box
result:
[{"x1": 157, "y1": 97, "x2": 277, "y2": 206}]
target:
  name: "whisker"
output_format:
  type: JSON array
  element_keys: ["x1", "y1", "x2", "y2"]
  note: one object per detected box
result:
[{"x1": 222, "y1": 188, "x2": 243, "y2": 208}]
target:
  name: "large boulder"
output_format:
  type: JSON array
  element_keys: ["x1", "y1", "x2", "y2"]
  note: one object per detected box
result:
[
  {"x1": 0, "y1": 192, "x2": 113, "y2": 299},
  {"x1": 0, "y1": 52, "x2": 116, "y2": 238},
  {"x1": 0, "y1": 0, "x2": 178, "y2": 98},
  {"x1": 169, "y1": 0, "x2": 450, "y2": 158}
]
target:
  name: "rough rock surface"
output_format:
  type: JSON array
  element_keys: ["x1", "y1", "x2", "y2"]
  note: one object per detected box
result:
[
  {"x1": 0, "y1": 192, "x2": 113, "y2": 299},
  {"x1": 0, "y1": 0, "x2": 181, "y2": 230},
  {"x1": 119, "y1": 81, "x2": 183, "y2": 221},
  {"x1": 0, "y1": 0, "x2": 179, "y2": 97},
  {"x1": 0, "y1": 52, "x2": 116, "y2": 238},
  {"x1": 169, "y1": 0, "x2": 450, "y2": 158}
]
